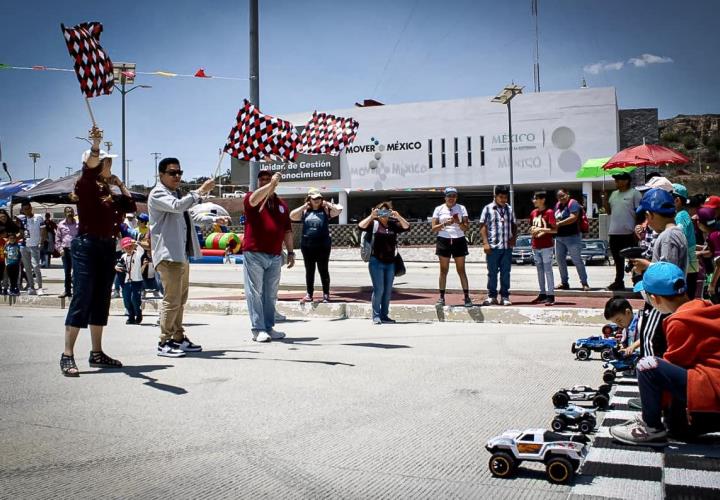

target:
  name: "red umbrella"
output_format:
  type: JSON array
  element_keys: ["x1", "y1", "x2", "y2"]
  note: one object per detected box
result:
[{"x1": 602, "y1": 143, "x2": 690, "y2": 169}]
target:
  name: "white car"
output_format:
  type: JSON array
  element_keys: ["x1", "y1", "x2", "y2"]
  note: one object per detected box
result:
[{"x1": 486, "y1": 428, "x2": 588, "y2": 484}]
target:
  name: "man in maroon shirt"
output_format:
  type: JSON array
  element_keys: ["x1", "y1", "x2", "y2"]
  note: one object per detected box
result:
[{"x1": 242, "y1": 169, "x2": 295, "y2": 342}]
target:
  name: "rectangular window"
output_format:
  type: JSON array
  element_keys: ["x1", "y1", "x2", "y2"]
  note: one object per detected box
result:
[
  {"x1": 480, "y1": 135, "x2": 485, "y2": 166},
  {"x1": 441, "y1": 138, "x2": 446, "y2": 168},
  {"x1": 453, "y1": 137, "x2": 459, "y2": 167},
  {"x1": 428, "y1": 139, "x2": 433, "y2": 169},
  {"x1": 467, "y1": 137, "x2": 472, "y2": 166}
]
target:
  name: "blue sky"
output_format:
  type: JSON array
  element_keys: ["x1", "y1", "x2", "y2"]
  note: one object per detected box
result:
[{"x1": 1, "y1": 0, "x2": 718, "y2": 184}]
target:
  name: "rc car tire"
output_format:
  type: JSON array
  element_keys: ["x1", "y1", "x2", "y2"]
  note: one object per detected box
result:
[
  {"x1": 598, "y1": 384, "x2": 611, "y2": 395},
  {"x1": 488, "y1": 451, "x2": 517, "y2": 478},
  {"x1": 575, "y1": 348, "x2": 591, "y2": 361},
  {"x1": 601, "y1": 349, "x2": 613, "y2": 362},
  {"x1": 546, "y1": 456, "x2": 574, "y2": 484},
  {"x1": 603, "y1": 370, "x2": 616, "y2": 383},
  {"x1": 552, "y1": 391, "x2": 569, "y2": 408},
  {"x1": 551, "y1": 417, "x2": 566, "y2": 432},
  {"x1": 578, "y1": 419, "x2": 594, "y2": 434},
  {"x1": 593, "y1": 393, "x2": 610, "y2": 409}
]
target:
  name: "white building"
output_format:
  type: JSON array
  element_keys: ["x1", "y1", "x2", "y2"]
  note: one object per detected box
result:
[{"x1": 232, "y1": 87, "x2": 639, "y2": 223}]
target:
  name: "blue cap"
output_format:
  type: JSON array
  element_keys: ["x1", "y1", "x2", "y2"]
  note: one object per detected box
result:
[
  {"x1": 633, "y1": 262, "x2": 686, "y2": 296},
  {"x1": 137, "y1": 213, "x2": 149, "y2": 222},
  {"x1": 671, "y1": 183, "x2": 688, "y2": 201},
  {"x1": 444, "y1": 187, "x2": 458, "y2": 196},
  {"x1": 637, "y1": 188, "x2": 676, "y2": 216}
]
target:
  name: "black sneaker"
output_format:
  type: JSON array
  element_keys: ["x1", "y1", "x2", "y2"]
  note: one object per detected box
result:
[
  {"x1": 157, "y1": 341, "x2": 186, "y2": 358},
  {"x1": 464, "y1": 296, "x2": 473, "y2": 307},
  {"x1": 606, "y1": 282, "x2": 625, "y2": 291},
  {"x1": 530, "y1": 294, "x2": 547, "y2": 304},
  {"x1": 436, "y1": 297, "x2": 445, "y2": 306},
  {"x1": 380, "y1": 317, "x2": 397, "y2": 324},
  {"x1": 178, "y1": 336, "x2": 202, "y2": 352},
  {"x1": 545, "y1": 295, "x2": 555, "y2": 306},
  {"x1": 136, "y1": 313, "x2": 143, "y2": 324},
  {"x1": 126, "y1": 317, "x2": 136, "y2": 325}
]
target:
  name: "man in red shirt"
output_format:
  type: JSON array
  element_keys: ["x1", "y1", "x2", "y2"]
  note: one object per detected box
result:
[
  {"x1": 529, "y1": 191, "x2": 557, "y2": 305},
  {"x1": 243, "y1": 169, "x2": 295, "y2": 342}
]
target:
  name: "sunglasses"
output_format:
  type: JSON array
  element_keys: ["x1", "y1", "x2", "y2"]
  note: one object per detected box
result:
[{"x1": 165, "y1": 170, "x2": 183, "y2": 177}]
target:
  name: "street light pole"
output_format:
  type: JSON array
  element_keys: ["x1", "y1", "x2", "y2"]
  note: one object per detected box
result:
[
  {"x1": 491, "y1": 84, "x2": 524, "y2": 215},
  {"x1": 113, "y1": 62, "x2": 151, "y2": 185},
  {"x1": 151, "y1": 152, "x2": 161, "y2": 184},
  {"x1": 248, "y1": 0, "x2": 260, "y2": 191},
  {"x1": 28, "y1": 152, "x2": 41, "y2": 180},
  {"x1": 104, "y1": 141, "x2": 113, "y2": 152}
]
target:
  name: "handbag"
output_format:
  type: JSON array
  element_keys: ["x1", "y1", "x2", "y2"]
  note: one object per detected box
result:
[{"x1": 394, "y1": 253, "x2": 406, "y2": 277}]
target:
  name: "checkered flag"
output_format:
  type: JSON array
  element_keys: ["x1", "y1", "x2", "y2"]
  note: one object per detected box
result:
[
  {"x1": 60, "y1": 22, "x2": 114, "y2": 98},
  {"x1": 223, "y1": 100, "x2": 299, "y2": 163},
  {"x1": 297, "y1": 111, "x2": 359, "y2": 155}
]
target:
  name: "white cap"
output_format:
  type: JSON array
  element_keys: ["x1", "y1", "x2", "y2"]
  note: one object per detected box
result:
[
  {"x1": 81, "y1": 149, "x2": 118, "y2": 163},
  {"x1": 637, "y1": 176, "x2": 673, "y2": 193}
]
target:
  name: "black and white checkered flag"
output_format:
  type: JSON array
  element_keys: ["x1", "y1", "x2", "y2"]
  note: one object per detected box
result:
[
  {"x1": 297, "y1": 111, "x2": 359, "y2": 155},
  {"x1": 60, "y1": 22, "x2": 114, "y2": 98}
]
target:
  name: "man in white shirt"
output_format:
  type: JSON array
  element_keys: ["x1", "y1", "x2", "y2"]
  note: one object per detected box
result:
[
  {"x1": 19, "y1": 201, "x2": 45, "y2": 294},
  {"x1": 431, "y1": 187, "x2": 472, "y2": 306}
]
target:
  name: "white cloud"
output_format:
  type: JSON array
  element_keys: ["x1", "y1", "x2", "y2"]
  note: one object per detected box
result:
[
  {"x1": 583, "y1": 61, "x2": 625, "y2": 75},
  {"x1": 628, "y1": 53, "x2": 674, "y2": 67}
]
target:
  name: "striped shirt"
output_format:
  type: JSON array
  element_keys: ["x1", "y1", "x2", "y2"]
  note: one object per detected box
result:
[{"x1": 480, "y1": 202, "x2": 516, "y2": 249}]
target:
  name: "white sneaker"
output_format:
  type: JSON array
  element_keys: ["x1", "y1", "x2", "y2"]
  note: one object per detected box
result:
[
  {"x1": 157, "y1": 341, "x2": 186, "y2": 358},
  {"x1": 268, "y1": 328, "x2": 286, "y2": 340},
  {"x1": 153, "y1": 290, "x2": 162, "y2": 299},
  {"x1": 482, "y1": 297, "x2": 497, "y2": 306},
  {"x1": 36, "y1": 288, "x2": 44, "y2": 296},
  {"x1": 253, "y1": 331, "x2": 271, "y2": 343},
  {"x1": 28, "y1": 288, "x2": 38, "y2": 295},
  {"x1": 610, "y1": 417, "x2": 667, "y2": 446},
  {"x1": 111, "y1": 290, "x2": 120, "y2": 299},
  {"x1": 501, "y1": 298, "x2": 512, "y2": 306}
]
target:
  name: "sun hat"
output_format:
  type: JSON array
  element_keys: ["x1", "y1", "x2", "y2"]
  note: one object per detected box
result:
[
  {"x1": 81, "y1": 149, "x2": 118, "y2": 163},
  {"x1": 633, "y1": 262, "x2": 686, "y2": 297}
]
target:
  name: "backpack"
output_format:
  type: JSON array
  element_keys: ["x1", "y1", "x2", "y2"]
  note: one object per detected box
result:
[
  {"x1": 564, "y1": 199, "x2": 589, "y2": 234},
  {"x1": 360, "y1": 221, "x2": 379, "y2": 262}
]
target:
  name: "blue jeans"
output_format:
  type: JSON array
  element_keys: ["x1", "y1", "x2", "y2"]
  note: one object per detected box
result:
[
  {"x1": 369, "y1": 256, "x2": 395, "y2": 320},
  {"x1": 65, "y1": 236, "x2": 116, "y2": 328},
  {"x1": 122, "y1": 280, "x2": 143, "y2": 319},
  {"x1": 20, "y1": 245, "x2": 42, "y2": 289},
  {"x1": 533, "y1": 247, "x2": 555, "y2": 294},
  {"x1": 638, "y1": 358, "x2": 687, "y2": 429},
  {"x1": 555, "y1": 234, "x2": 588, "y2": 286},
  {"x1": 61, "y1": 248, "x2": 72, "y2": 295},
  {"x1": 486, "y1": 248, "x2": 512, "y2": 299},
  {"x1": 243, "y1": 251, "x2": 282, "y2": 332}
]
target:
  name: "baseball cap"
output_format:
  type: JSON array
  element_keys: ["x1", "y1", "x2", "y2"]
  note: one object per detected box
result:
[
  {"x1": 137, "y1": 213, "x2": 149, "y2": 222},
  {"x1": 444, "y1": 187, "x2": 458, "y2": 196},
  {"x1": 697, "y1": 207, "x2": 718, "y2": 227},
  {"x1": 307, "y1": 188, "x2": 323, "y2": 199},
  {"x1": 637, "y1": 176, "x2": 673, "y2": 193},
  {"x1": 611, "y1": 172, "x2": 632, "y2": 181},
  {"x1": 81, "y1": 149, "x2": 118, "y2": 163},
  {"x1": 671, "y1": 183, "x2": 689, "y2": 201},
  {"x1": 120, "y1": 237, "x2": 135, "y2": 248},
  {"x1": 703, "y1": 195, "x2": 720, "y2": 209},
  {"x1": 633, "y1": 262, "x2": 686, "y2": 297},
  {"x1": 637, "y1": 188, "x2": 676, "y2": 216}
]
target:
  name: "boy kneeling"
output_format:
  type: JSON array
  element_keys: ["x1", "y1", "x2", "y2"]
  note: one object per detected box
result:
[{"x1": 610, "y1": 262, "x2": 720, "y2": 446}]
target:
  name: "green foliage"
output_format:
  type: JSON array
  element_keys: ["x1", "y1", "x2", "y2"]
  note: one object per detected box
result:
[
  {"x1": 661, "y1": 132, "x2": 679, "y2": 143},
  {"x1": 681, "y1": 134, "x2": 698, "y2": 150}
]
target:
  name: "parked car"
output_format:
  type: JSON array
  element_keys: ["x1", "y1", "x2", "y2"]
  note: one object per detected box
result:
[
  {"x1": 512, "y1": 235, "x2": 534, "y2": 265},
  {"x1": 579, "y1": 239, "x2": 610, "y2": 266}
]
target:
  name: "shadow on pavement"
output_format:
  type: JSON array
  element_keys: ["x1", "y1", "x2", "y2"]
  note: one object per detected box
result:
[
  {"x1": 341, "y1": 342, "x2": 411, "y2": 349},
  {"x1": 278, "y1": 337, "x2": 320, "y2": 344},
  {"x1": 190, "y1": 349, "x2": 261, "y2": 359},
  {"x1": 81, "y1": 364, "x2": 188, "y2": 395}
]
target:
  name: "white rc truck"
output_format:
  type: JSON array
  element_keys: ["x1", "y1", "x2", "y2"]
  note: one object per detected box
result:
[{"x1": 486, "y1": 428, "x2": 589, "y2": 484}]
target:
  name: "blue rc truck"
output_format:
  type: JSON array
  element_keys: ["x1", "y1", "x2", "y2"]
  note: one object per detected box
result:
[
  {"x1": 571, "y1": 335, "x2": 618, "y2": 361},
  {"x1": 603, "y1": 352, "x2": 640, "y2": 383}
]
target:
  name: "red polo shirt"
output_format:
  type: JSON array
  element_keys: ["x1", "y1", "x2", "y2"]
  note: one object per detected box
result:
[{"x1": 242, "y1": 193, "x2": 291, "y2": 255}]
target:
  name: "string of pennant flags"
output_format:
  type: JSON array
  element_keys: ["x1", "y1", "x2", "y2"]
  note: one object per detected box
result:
[{"x1": 0, "y1": 63, "x2": 248, "y2": 81}]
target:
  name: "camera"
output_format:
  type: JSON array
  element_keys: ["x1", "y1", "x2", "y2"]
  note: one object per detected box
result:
[{"x1": 619, "y1": 246, "x2": 646, "y2": 273}]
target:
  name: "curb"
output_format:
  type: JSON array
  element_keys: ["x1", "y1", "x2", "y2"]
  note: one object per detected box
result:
[{"x1": 2, "y1": 295, "x2": 609, "y2": 326}]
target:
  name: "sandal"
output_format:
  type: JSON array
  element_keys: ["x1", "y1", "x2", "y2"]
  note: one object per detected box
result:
[
  {"x1": 88, "y1": 351, "x2": 123, "y2": 369},
  {"x1": 60, "y1": 354, "x2": 80, "y2": 377}
]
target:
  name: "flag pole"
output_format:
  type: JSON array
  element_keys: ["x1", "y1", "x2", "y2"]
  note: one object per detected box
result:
[
  {"x1": 84, "y1": 97, "x2": 97, "y2": 127},
  {"x1": 212, "y1": 150, "x2": 226, "y2": 180}
]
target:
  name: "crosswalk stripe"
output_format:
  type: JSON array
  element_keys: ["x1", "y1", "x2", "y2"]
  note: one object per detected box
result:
[
  {"x1": 585, "y1": 447, "x2": 664, "y2": 467},
  {"x1": 571, "y1": 475, "x2": 662, "y2": 499},
  {"x1": 664, "y1": 468, "x2": 720, "y2": 489}
]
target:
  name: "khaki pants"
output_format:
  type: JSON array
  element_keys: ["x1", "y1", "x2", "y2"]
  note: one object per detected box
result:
[{"x1": 156, "y1": 260, "x2": 189, "y2": 343}]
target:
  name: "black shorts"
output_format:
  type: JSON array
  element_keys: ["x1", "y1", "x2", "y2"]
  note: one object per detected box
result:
[{"x1": 436, "y1": 236, "x2": 469, "y2": 258}]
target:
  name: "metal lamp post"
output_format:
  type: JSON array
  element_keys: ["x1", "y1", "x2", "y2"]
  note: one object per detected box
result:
[
  {"x1": 28, "y1": 152, "x2": 41, "y2": 179},
  {"x1": 491, "y1": 84, "x2": 524, "y2": 213},
  {"x1": 112, "y1": 62, "x2": 151, "y2": 185}
]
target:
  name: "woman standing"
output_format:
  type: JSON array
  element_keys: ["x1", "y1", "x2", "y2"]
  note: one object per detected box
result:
[
  {"x1": 431, "y1": 187, "x2": 471, "y2": 306},
  {"x1": 358, "y1": 202, "x2": 410, "y2": 324},
  {"x1": 290, "y1": 188, "x2": 342, "y2": 303},
  {"x1": 60, "y1": 126, "x2": 137, "y2": 377}
]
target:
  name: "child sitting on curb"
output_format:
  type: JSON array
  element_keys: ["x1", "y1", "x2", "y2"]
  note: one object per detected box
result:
[
  {"x1": 603, "y1": 297, "x2": 639, "y2": 348},
  {"x1": 610, "y1": 262, "x2": 720, "y2": 446}
]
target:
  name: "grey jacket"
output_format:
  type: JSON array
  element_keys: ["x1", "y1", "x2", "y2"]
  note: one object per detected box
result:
[{"x1": 147, "y1": 183, "x2": 214, "y2": 267}]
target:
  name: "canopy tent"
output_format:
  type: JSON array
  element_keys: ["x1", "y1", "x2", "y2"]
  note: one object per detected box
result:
[
  {"x1": 11, "y1": 171, "x2": 147, "y2": 204},
  {"x1": 0, "y1": 179, "x2": 48, "y2": 207},
  {"x1": 576, "y1": 158, "x2": 637, "y2": 179}
]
